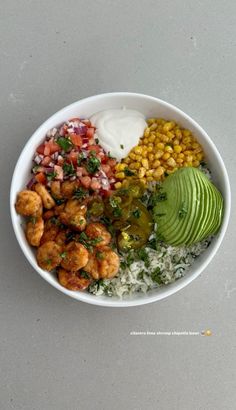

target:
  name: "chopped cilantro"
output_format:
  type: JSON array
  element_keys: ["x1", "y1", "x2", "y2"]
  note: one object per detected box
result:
[
  {"x1": 120, "y1": 144, "x2": 124, "y2": 149},
  {"x1": 63, "y1": 162, "x2": 76, "y2": 176},
  {"x1": 80, "y1": 270, "x2": 90, "y2": 279},
  {"x1": 95, "y1": 138, "x2": 99, "y2": 144},
  {"x1": 46, "y1": 171, "x2": 57, "y2": 181},
  {"x1": 77, "y1": 151, "x2": 87, "y2": 166},
  {"x1": 86, "y1": 156, "x2": 101, "y2": 174},
  {"x1": 124, "y1": 167, "x2": 135, "y2": 176},
  {"x1": 151, "y1": 267, "x2": 162, "y2": 284},
  {"x1": 60, "y1": 252, "x2": 67, "y2": 259},
  {"x1": 137, "y1": 248, "x2": 150, "y2": 267},
  {"x1": 73, "y1": 187, "x2": 88, "y2": 200},
  {"x1": 57, "y1": 137, "x2": 73, "y2": 152},
  {"x1": 28, "y1": 216, "x2": 37, "y2": 225},
  {"x1": 96, "y1": 251, "x2": 105, "y2": 260}
]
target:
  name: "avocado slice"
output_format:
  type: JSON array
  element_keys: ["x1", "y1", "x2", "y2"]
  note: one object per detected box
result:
[{"x1": 153, "y1": 167, "x2": 224, "y2": 246}]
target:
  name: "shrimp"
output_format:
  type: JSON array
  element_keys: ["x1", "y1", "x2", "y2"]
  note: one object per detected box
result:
[
  {"x1": 34, "y1": 183, "x2": 55, "y2": 209},
  {"x1": 59, "y1": 198, "x2": 87, "y2": 231},
  {"x1": 61, "y1": 181, "x2": 78, "y2": 198},
  {"x1": 85, "y1": 223, "x2": 111, "y2": 248},
  {"x1": 61, "y1": 242, "x2": 89, "y2": 272},
  {"x1": 15, "y1": 190, "x2": 42, "y2": 216},
  {"x1": 84, "y1": 246, "x2": 120, "y2": 279},
  {"x1": 64, "y1": 198, "x2": 87, "y2": 216},
  {"x1": 58, "y1": 268, "x2": 91, "y2": 291},
  {"x1": 55, "y1": 230, "x2": 68, "y2": 247},
  {"x1": 25, "y1": 217, "x2": 44, "y2": 247},
  {"x1": 50, "y1": 181, "x2": 62, "y2": 199},
  {"x1": 36, "y1": 241, "x2": 62, "y2": 271},
  {"x1": 40, "y1": 218, "x2": 60, "y2": 245}
]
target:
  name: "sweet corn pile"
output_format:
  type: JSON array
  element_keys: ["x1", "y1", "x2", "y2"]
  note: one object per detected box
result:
[{"x1": 114, "y1": 118, "x2": 204, "y2": 188}]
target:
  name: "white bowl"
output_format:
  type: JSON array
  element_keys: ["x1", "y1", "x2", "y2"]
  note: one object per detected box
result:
[{"x1": 10, "y1": 92, "x2": 231, "y2": 307}]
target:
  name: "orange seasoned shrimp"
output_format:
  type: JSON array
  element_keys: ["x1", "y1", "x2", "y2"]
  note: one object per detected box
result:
[
  {"x1": 64, "y1": 198, "x2": 87, "y2": 216},
  {"x1": 85, "y1": 223, "x2": 111, "y2": 248},
  {"x1": 34, "y1": 183, "x2": 55, "y2": 209},
  {"x1": 84, "y1": 247, "x2": 120, "y2": 279},
  {"x1": 61, "y1": 242, "x2": 89, "y2": 272},
  {"x1": 36, "y1": 241, "x2": 62, "y2": 271},
  {"x1": 55, "y1": 230, "x2": 68, "y2": 247},
  {"x1": 25, "y1": 217, "x2": 44, "y2": 247},
  {"x1": 59, "y1": 212, "x2": 86, "y2": 232},
  {"x1": 58, "y1": 268, "x2": 91, "y2": 291},
  {"x1": 50, "y1": 181, "x2": 62, "y2": 199},
  {"x1": 40, "y1": 218, "x2": 60, "y2": 245},
  {"x1": 15, "y1": 190, "x2": 42, "y2": 216},
  {"x1": 61, "y1": 181, "x2": 78, "y2": 199}
]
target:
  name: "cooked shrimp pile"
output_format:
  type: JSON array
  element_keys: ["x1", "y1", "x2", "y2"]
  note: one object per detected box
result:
[{"x1": 15, "y1": 182, "x2": 120, "y2": 291}]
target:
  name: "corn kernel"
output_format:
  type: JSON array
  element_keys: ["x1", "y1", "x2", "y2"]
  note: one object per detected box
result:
[
  {"x1": 138, "y1": 167, "x2": 146, "y2": 178},
  {"x1": 175, "y1": 129, "x2": 182, "y2": 139},
  {"x1": 116, "y1": 163, "x2": 126, "y2": 171},
  {"x1": 174, "y1": 145, "x2": 182, "y2": 153},
  {"x1": 153, "y1": 167, "x2": 164, "y2": 178},
  {"x1": 124, "y1": 157, "x2": 131, "y2": 164},
  {"x1": 139, "y1": 177, "x2": 147, "y2": 185},
  {"x1": 192, "y1": 160, "x2": 200, "y2": 167},
  {"x1": 150, "y1": 123, "x2": 157, "y2": 131},
  {"x1": 146, "y1": 169, "x2": 154, "y2": 177},
  {"x1": 156, "y1": 142, "x2": 165, "y2": 150},
  {"x1": 114, "y1": 182, "x2": 122, "y2": 189},
  {"x1": 173, "y1": 138, "x2": 180, "y2": 146},
  {"x1": 162, "y1": 152, "x2": 171, "y2": 160},
  {"x1": 183, "y1": 129, "x2": 191, "y2": 137},
  {"x1": 134, "y1": 146, "x2": 143, "y2": 154},
  {"x1": 165, "y1": 145, "x2": 173, "y2": 153},
  {"x1": 178, "y1": 153, "x2": 185, "y2": 159},
  {"x1": 194, "y1": 147, "x2": 203, "y2": 154},
  {"x1": 143, "y1": 138, "x2": 149, "y2": 145},
  {"x1": 148, "y1": 134, "x2": 156, "y2": 143},
  {"x1": 181, "y1": 144, "x2": 186, "y2": 151},
  {"x1": 155, "y1": 150, "x2": 164, "y2": 159},
  {"x1": 148, "y1": 153, "x2": 155, "y2": 162},
  {"x1": 147, "y1": 146, "x2": 153, "y2": 153},
  {"x1": 167, "y1": 131, "x2": 175, "y2": 140},
  {"x1": 115, "y1": 172, "x2": 125, "y2": 179},
  {"x1": 129, "y1": 163, "x2": 137, "y2": 170},
  {"x1": 129, "y1": 153, "x2": 136, "y2": 160},
  {"x1": 186, "y1": 155, "x2": 193, "y2": 162},
  {"x1": 152, "y1": 159, "x2": 161, "y2": 168},
  {"x1": 183, "y1": 136, "x2": 191, "y2": 144},
  {"x1": 163, "y1": 121, "x2": 175, "y2": 132},
  {"x1": 147, "y1": 118, "x2": 156, "y2": 125},
  {"x1": 161, "y1": 134, "x2": 169, "y2": 142},
  {"x1": 141, "y1": 159, "x2": 149, "y2": 169},
  {"x1": 147, "y1": 176, "x2": 154, "y2": 182},
  {"x1": 135, "y1": 155, "x2": 142, "y2": 162},
  {"x1": 176, "y1": 158, "x2": 184, "y2": 164},
  {"x1": 144, "y1": 128, "x2": 150, "y2": 138},
  {"x1": 166, "y1": 157, "x2": 176, "y2": 167}
]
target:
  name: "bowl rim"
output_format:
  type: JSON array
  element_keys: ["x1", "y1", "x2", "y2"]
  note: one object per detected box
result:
[{"x1": 10, "y1": 92, "x2": 231, "y2": 307}]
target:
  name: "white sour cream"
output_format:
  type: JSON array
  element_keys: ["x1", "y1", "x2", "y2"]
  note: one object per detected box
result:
[{"x1": 90, "y1": 108, "x2": 147, "y2": 161}]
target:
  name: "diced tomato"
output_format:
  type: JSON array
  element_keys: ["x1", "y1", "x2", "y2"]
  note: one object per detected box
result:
[
  {"x1": 69, "y1": 133, "x2": 83, "y2": 147},
  {"x1": 107, "y1": 158, "x2": 117, "y2": 168},
  {"x1": 67, "y1": 150, "x2": 79, "y2": 166},
  {"x1": 101, "y1": 164, "x2": 111, "y2": 174},
  {"x1": 41, "y1": 156, "x2": 52, "y2": 166},
  {"x1": 44, "y1": 143, "x2": 51, "y2": 156},
  {"x1": 90, "y1": 178, "x2": 101, "y2": 191},
  {"x1": 86, "y1": 127, "x2": 95, "y2": 139},
  {"x1": 48, "y1": 138, "x2": 60, "y2": 153},
  {"x1": 87, "y1": 145, "x2": 100, "y2": 154},
  {"x1": 36, "y1": 143, "x2": 45, "y2": 155},
  {"x1": 35, "y1": 172, "x2": 47, "y2": 184},
  {"x1": 80, "y1": 176, "x2": 91, "y2": 189}
]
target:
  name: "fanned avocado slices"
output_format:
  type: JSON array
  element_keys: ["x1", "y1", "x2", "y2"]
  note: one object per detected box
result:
[{"x1": 153, "y1": 167, "x2": 224, "y2": 246}]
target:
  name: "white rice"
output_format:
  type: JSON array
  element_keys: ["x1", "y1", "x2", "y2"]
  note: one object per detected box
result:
[{"x1": 88, "y1": 237, "x2": 211, "y2": 298}]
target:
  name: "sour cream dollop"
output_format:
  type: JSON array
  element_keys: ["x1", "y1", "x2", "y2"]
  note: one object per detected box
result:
[{"x1": 90, "y1": 108, "x2": 147, "y2": 161}]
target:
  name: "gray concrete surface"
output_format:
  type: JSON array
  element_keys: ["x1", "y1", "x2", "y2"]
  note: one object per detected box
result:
[{"x1": 1, "y1": 1, "x2": 236, "y2": 409}]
